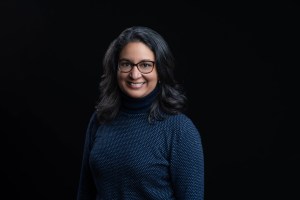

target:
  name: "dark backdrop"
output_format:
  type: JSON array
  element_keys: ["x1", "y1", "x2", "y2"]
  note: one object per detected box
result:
[{"x1": 1, "y1": 1, "x2": 298, "y2": 199}]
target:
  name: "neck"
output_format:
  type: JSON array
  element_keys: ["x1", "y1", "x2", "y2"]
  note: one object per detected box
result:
[{"x1": 120, "y1": 85, "x2": 160, "y2": 113}]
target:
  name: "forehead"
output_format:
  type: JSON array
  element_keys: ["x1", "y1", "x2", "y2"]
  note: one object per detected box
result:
[{"x1": 119, "y1": 42, "x2": 154, "y2": 61}]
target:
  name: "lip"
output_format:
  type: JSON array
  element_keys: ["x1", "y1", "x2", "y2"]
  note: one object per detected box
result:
[{"x1": 127, "y1": 81, "x2": 145, "y2": 88}]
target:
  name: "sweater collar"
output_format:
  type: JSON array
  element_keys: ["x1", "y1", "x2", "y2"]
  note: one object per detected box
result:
[{"x1": 120, "y1": 85, "x2": 160, "y2": 113}]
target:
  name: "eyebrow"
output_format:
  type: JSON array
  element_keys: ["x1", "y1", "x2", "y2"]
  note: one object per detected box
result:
[{"x1": 118, "y1": 58, "x2": 153, "y2": 63}]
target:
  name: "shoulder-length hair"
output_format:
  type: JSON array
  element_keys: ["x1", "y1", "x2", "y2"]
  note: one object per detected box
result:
[{"x1": 95, "y1": 26, "x2": 187, "y2": 124}]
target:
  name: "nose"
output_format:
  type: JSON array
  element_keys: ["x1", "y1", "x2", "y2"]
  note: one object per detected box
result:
[{"x1": 129, "y1": 66, "x2": 142, "y2": 79}]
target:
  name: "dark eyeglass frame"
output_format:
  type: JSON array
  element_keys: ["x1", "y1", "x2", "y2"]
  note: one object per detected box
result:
[{"x1": 118, "y1": 60, "x2": 155, "y2": 74}]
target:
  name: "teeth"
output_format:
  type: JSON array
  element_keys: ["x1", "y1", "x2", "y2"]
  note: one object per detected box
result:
[{"x1": 130, "y1": 82, "x2": 143, "y2": 85}]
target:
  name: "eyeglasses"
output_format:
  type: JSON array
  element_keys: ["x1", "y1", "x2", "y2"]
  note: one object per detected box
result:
[{"x1": 118, "y1": 60, "x2": 155, "y2": 74}]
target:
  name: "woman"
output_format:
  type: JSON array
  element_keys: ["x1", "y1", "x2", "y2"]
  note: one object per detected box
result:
[{"x1": 77, "y1": 26, "x2": 204, "y2": 199}]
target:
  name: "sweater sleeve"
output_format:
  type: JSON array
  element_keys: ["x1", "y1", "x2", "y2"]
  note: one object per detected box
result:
[
  {"x1": 77, "y1": 112, "x2": 98, "y2": 200},
  {"x1": 170, "y1": 115, "x2": 205, "y2": 200}
]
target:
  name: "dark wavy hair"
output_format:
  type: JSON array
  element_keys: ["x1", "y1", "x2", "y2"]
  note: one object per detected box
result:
[{"x1": 95, "y1": 26, "x2": 187, "y2": 124}]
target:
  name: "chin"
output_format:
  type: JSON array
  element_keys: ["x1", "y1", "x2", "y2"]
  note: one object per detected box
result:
[
  {"x1": 126, "y1": 91, "x2": 148, "y2": 99},
  {"x1": 128, "y1": 94, "x2": 145, "y2": 99}
]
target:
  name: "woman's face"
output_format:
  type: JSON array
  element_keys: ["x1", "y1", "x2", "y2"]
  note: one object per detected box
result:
[{"x1": 117, "y1": 42, "x2": 158, "y2": 98}]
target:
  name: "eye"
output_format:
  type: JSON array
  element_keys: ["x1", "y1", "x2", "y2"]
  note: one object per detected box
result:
[
  {"x1": 139, "y1": 61, "x2": 153, "y2": 68},
  {"x1": 120, "y1": 61, "x2": 132, "y2": 67}
]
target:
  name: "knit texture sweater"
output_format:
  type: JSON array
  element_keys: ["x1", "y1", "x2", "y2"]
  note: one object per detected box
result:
[{"x1": 77, "y1": 88, "x2": 204, "y2": 200}]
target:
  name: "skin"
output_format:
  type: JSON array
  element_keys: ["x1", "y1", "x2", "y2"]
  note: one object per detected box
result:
[{"x1": 117, "y1": 42, "x2": 158, "y2": 99}]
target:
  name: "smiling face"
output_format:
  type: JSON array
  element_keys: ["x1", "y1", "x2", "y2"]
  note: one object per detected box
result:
[{"x1": 117, "y1": 42, "x2": 158, "y2": 99}]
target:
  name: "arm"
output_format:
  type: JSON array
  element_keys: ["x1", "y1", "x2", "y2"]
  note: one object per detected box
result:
[
  {"x1": 170, "y1": 116, "x2": 205, "y2": 200},
  {"x1": 77, "y1": 112, "x2": 98, "y2": 200}
]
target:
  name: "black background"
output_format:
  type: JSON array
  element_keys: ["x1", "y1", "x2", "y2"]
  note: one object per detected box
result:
[{"x1": 1, "y1": 1, "x2": 299, "y2": 199}]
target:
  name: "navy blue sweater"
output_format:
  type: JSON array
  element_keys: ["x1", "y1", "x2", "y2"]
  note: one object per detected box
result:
[{"x1": 77, "y1": 90, "x2": 204, "y2": 200}]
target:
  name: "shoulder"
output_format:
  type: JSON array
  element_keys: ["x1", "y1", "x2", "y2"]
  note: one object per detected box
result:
[
  {"x1": 166, "y1": 113, "x2": 195, "y2": 125},
  {"x1": 164, "y1": 114, "x2": 202, "y2": 148},
  {"x1": 87, "y1": 111, "x2": 98, "y2": 127},
  {"x1": 164, "y1": 113, "x2": 199, "y2": 133},
  {"x1": 86, "y1": 111, "x2": 100, "y2": 136}
]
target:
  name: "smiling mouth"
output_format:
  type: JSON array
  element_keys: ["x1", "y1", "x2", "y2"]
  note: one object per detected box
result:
[{"x1": 128, "y1": 81, "x2": 145, "y2": 88}]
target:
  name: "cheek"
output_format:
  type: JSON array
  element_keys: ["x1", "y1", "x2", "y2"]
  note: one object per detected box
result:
[
  {"x1": 117, "y1": 71, "x2": 125, "y2": 79},
  {"x1": 148, "y1": 70, "x2": 159, "y2": 82},
  {"x1": 117, "y1": 73, "x2": 123, "y2": 86},
  {"x1": 148, "y1": 75, "x2": 157, "y2": 83}
]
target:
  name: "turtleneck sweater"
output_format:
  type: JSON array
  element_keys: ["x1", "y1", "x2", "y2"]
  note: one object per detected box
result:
[
  {"x1": 77, "y1": 87, "x2": 204, "y2": 200},
  {"x1": 120, "y1": 83, "x2": 159, "y2": 113}
]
